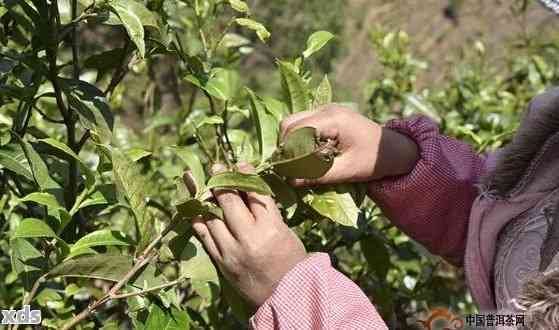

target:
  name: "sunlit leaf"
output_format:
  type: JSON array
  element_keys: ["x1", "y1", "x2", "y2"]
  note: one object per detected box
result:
[
  {"x1": 70, "y1": 230, "x2": 131, "y2": 254},
  {"x1": 313, "y1": 75, "x2": 332, "y2": 107},
  {"x1": 206, "y1": 171, "x2": 272, "y2": 195},
  {"x1": 277, "y1": 61, "x2": 310, "y2": 113},
  {"x1": 49, "y1": 254, "x2": 134, "y2": 282},
  {"x1": 20, "y1": 192, "x2": 58, "y2": 207},
  {"x1": 227, "y1": 0, "x2": 249, "y2": 13},
  {"x1": 235, "y1": 18, "x2": 270, "y2": 42},
  {"x1": 246, "y1": 88, "x2": 278, "y2": 164},
  {"x1": 109, "y1": 0, "x2": 157, "y2": 58},
  {"x1": 302, "y1": 31, "x2": 335, "y2": 58},
  {"x1": 145, "y1": 304, "x2": 191, "y2": 330},
  {"x1": 0, "y1": 143, "x2": 34, "y2": 181},
  {"x1": 303, "y1": 186, "x2": 359, "y2": 227},
  {"x1": 125, "y1": 148, "x2": 152, "y2": 162},
  {"x1": 13, "y1": 218, "x2": 57, "y2": 239}
]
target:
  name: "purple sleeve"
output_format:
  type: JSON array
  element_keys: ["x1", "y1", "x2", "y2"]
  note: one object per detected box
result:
[
  {"x1": 368, "y1": 116, "x2": 487, "y2": 265},
  {"x1": 250, "y1": 253, "x2": 388, "y2": 330}
]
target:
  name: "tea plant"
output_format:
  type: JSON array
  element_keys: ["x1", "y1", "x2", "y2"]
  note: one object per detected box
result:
[{"x1": 0, "y1": 0, "x2": 366, "y2": 328}]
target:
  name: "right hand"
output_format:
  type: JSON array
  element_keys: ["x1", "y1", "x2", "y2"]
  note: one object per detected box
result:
[{"x1": 280, "y1": 105, "x2": 419, "y2": 187}]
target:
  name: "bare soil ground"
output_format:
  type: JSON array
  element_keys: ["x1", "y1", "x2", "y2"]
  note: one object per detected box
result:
[{"x1": 334, "y1": 0, "x2": 559, "y2": 99}]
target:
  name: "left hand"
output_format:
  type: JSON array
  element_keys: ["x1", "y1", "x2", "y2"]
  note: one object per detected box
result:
[{"x1": 191, "y1": 163, "x2": 307, "y2": 307}]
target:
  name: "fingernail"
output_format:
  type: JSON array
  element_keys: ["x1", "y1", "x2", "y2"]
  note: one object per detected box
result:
[
  {"x1": 237, "y1": 162, "x2": 255, "y2": 174},
  {"x1": 211, "y1": 163, "x2": 227, "y2": 175},
  {"x1": 182, "y1": 171, "x2": 197, "y2": 196}
]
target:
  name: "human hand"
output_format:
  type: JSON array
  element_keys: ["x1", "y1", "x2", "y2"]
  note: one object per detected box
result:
[
  {"x1": 190, "y1": 164, "x2": 307, "y2": 307},
  {"x1": 280, "y1": 105, "x2": 419, "y2": 186}
]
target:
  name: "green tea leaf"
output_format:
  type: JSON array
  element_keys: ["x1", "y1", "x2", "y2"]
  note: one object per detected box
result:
[
  {"x1": 64, "y1": 246, "x2": 97, "y2": 261},
  {"x1": 235, "y1": 18, "x2": 270, "y2": 42},
  {"x1": 18, "y1": 138, "x2": 59, "y2": 190},
  {"x1": 49, "y1": 254, "x2": 134, "y2": 282},
  {"x1": 313, "y1": 75, "x2": 332, "y2": 106},
  {"x1": 227, "y1": 0, "x2": 249, "y2": 13},
  {"x1": 0, "y1": 143, "x2": 34, "y2": 181},
  {"x1": 271, "y1": 127, "x2": 334, "y2": 178},
  {"x1": 175, "y1": 199, "x2": 223, "y2": 220},
  {"x1": 125, "y1": 148, "x2": 152, "y2": 162},
  {"x1": 145, "y1": 304, "x2": 191, "y2": 330},
  {"x1": 206, "y1": 171, "x2": 273, "y2": 195},
  {"x1": 246, "y1": 88, "x2": 278, "y2": 164},
  {"x1": 361, "y1": 235, "x2": 390, "y2": 279},
  {"x1": 111, "y1": 149, "x2": 151, "y2": 249},
  {"x1": 262, "y1": 173, "x2": 297, "y2": 219},
  {"x1": 277, "y1": 61, "x2": 310, "y2": 113},
  {"x1": 70, "y1": 230, "x2": 131, "y2": 254},
  {"x1": 72, "y1": 184, "x2": 116, "y2": 212},
  {"x1": 196, "y1": 115, "x2": 224, "y2": 128},
  {"x1": 277, "y1": 126, "x2": 316, "y2": 158},
  {"x1": 221, "y1": 277, "x2": 253, "y2": 322},
  {"x1": 261, "y1": 96, "x2": 289, "y2": 122},
  {"x1": 302, "y1": 31, "x2": 335, "y2": 58},
  {"x1": 63, "y1": 79, "x2": 114, "y2": 145},
  {"x1": 13, "y1": 218, "x2": 57, "y2": 239},
  {"x1": 19, "y1": 192, "x2": 63, "y2": 210},
  {"x1": 179, "y1": 237, "x2": 218, "y2": 284},
  {"x1": 175, "y1": 147, "x2": 206, "y2": 196},
  {"x1": 303, "y1": 186, "x2": 359, "y2": 228},
  {"x1": 109, "y1": 0, "x2": 150, "y2": 58},
  {"x1": 38, "y1": 138, "x2": 95, "y2": 187},
  {"x1": 10, "y1": 238, "x2": 46, "y2": 289},
  {"x1": 204, "y1": 68, "x2": 239, "y2": 101},
  {"x1": 112, "y1": 150, "x2": 147, "y2": 222}
]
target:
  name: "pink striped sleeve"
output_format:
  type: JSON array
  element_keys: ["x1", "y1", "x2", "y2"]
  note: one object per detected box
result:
[
  {"x1": 250, "y1": 253, "x2": 388, "y2": 330},
  {"x1": 368, "y1": 116, "x2": 486, "y2": 266}
]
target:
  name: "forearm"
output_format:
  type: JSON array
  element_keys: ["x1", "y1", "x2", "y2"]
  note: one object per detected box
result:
[
  {"x1": 250, "y1": 253, "x2": 388, "y2": 330},
  {"x1": 373, "y1": 126, "x2": 420, "y2": 179},
  {"x1": 368, "y1": 116, "x2": 487, "y2": 265}
]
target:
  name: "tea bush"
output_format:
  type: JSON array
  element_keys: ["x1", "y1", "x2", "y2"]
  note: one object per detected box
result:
[{"x1": 1, "y1": 0, "x2": 559, "y2": 329}]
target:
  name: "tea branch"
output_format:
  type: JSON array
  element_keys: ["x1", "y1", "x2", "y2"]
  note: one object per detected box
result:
[
  {"x1": 203, "y1": 91, "x2": 233, "y2": 166},
  {"x1": 222, "y1": 100, "x2": 237, "y2": 163},
  {"x1": 34, "y1": 106, "x2": 65, "y2": 124},
  {"x1": 109, "y1": 276, "x2": 187, "y2": 300},
  {"x1": 61, "y1": 221, "x2": 179, "y2": 330}
]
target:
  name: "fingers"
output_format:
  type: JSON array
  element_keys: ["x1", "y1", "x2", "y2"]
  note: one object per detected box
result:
[
  {"x1": 280, "y1": 106, "x2": 342, "y2": 140},
  {"x1": 182, "y1": 171, "x2": 197, "y2": 196},
  {"x1": 211, "y1": 164, "x2": 255, "y2": 238},
  {"x1": 237, "y1": 163, "x2": 281, "y2": 222},
  {"x1": 279, "y1": 110, "x2": 315, "y2": 137},
  {"x1": 204, "y1": 218, "x2": 237, "y2": 251},
  {"x1": 192, "y1": 219, "x2": 222, "y2": 261}
]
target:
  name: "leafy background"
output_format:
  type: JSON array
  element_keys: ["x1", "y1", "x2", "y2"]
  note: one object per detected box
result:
[{"x1": 1, "y1": 0, "x2": 559, "y2": 329}]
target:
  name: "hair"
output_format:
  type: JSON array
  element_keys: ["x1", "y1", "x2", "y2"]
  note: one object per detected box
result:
[
  {"x1": 484, "y1": 88, "x2": 559, "y2": 197},
  {"x1": 515, "y1": 269, "x2": 559, "y2": 329}
]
